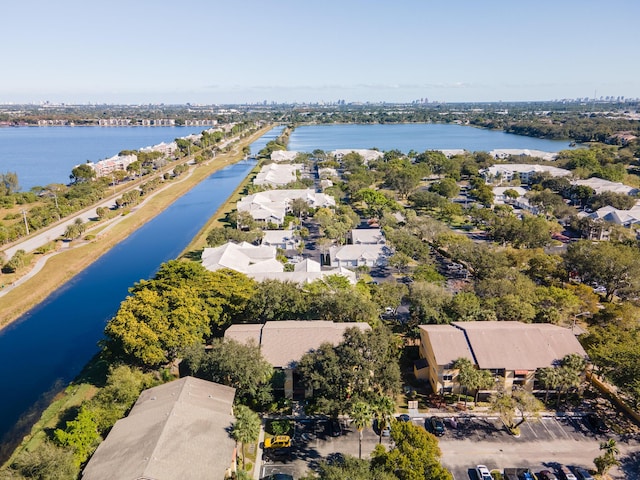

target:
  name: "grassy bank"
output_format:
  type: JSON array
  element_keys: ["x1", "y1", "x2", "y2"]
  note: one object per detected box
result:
[{"x1": 0, "y1": 126, "x2": 272, "y2": 329}]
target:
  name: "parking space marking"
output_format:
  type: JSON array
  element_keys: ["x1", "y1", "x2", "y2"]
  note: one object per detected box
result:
[
  {"x1": 551, "y1": 417, "x2": 573, "y2": 440},
  {"x1": 522, "y1": 421, "x2": 538, "y2": 438},
  {"x1": 539, "y1": 417, "x2": 557, "y2": 439}
]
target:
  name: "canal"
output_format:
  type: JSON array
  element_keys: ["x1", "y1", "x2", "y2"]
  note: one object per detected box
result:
[{"x1": 0, "y1": 127, "x2": 281, "y2": 461}]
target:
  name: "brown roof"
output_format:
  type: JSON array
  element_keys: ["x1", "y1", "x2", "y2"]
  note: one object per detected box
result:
[
  {"x1": 82, "y1": 377, "x2": 236, "y2": 480},
  {"x1": 225, "y1": 321, "x2": 371, "y2": 368},
  {"x1": 451, "y1": 321, "x2": 587, "y2": 371},
  {"x1": 419, "y1": 325, "x2": 474, "y2": 367}
]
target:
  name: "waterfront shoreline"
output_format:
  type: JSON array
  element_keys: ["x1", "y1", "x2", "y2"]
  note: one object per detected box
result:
[{"x1": 0, "y1": 126, "x2": 272, "y2": 332}]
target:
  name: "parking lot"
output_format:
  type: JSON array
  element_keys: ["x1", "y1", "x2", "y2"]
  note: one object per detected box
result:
[{"x1": 259, "y1": 415, "x2": 640, "y2": 480}]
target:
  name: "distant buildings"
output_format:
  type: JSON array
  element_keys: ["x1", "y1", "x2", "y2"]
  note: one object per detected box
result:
[
  {"x1": 572, "y1": 177, "x2": 638, "y2": 195},
  {"x1": 254, "y1": 163, "x2": 302, "y2": 187},
  {"x1": 270, "y1": 150, "x2": 300, "y2": 162},
  {"x1": 328, "y1": 244, "x2": 391, "y2": 268},
  {"x1": 331, "y1": 149, "x2": 384, "y2": 164},
  {"x1": 237, "y1": 189, "x2": 335, "y2": 225},
  {"x1": 201, "y1": 241, "x2": 355, "y2": 284},
  {"x1": 482, "y1": 164, "x2": 571, "y2": 184},
  {"x1": 489, "y1": 149, "x2": 558, "y2": 162},
  {"x1": 86, "y1": 154, "x2": 137, "y2": 178}
]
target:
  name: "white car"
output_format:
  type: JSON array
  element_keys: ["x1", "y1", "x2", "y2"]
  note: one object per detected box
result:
[{"x1": 476, "y1": 465, "x2": 492, "y2": 480}]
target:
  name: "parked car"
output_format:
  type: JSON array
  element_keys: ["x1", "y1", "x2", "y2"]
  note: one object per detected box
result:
[
  {"x1": 329, "y1": 418, "x2": 342, "y2": 437},
  {"x1": 445, "y1": 417, "x2": 458, "y2": 429},
  {"x1": 476, "y1": 464, "x2": 492, "y2": 480},
  {"x1": 373, "y1": 419, "x2": 391, "y2": 437},
  {"x1": 574, "y1": 467, "x2": 595, "y2": 480},
  {"x1": 262, "y1": 475, "x2": 294, "y2": 480},
  {"x1": 264, "y1": 435, "x2": 291, "y2": 449},
  {"x1": 558, "y1": 465, "x2": 577, "y2": 480},
  {"x1": 426, "y1": 416, "x2": 445, "y2": 436},
  {"x1": 397, "y1": 414, "x2": 411, "y2": 422},
  {"x1": 583, "y1": 413, "x2": 610, "y2": 433},
  {"x1": 539, "y1": 470, "x2": 558, "y2": 480}
]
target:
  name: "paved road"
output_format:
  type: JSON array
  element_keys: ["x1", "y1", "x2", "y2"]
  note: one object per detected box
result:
[{"x1": 257, "y1": 415, "x2": 639, "y2": 480}]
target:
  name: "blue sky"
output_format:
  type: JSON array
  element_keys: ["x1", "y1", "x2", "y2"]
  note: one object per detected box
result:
[{"x1": 2, "y1": 0, "x2": 639, "y2": 104}]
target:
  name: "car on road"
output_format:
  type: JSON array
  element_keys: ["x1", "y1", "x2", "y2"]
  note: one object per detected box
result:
[
  {"x1": 574, "y1": 467, "x2": 595, "y2": 480},
  {"x1": 583, "y1": 413, "x2": 610, "y2": 433},
  {"x1": 427, "y1": 416, "x2": 445, "y2": 436},
  {"x1": 539, "y1": 470, "x2": 558, "y2": 480},
  {"x1": 264, "y1": 435, "x2": 291, "y2": 449},
  {"x1": 558, "y1": 465, "x2": 577, "y2": 480},
  {"x1": 476, "y1": 464, "x2": 492, "y2": 480}
]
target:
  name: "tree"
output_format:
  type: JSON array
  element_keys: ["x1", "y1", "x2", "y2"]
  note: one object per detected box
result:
[
  {"x1": 564, "y1": 240, "x2": 640, "y2": 301},
  {"x1": 302, "y1": 455, "x2": 397, "y2": 480},
  {"x1": 70, "y1": 163, "x2": 95, "y2": 184},
  {"x1": 297, "y1": 327, "x2": 401, "y2": 416},
  {"x1": 350, "y1": 401, "x2": 372, "y2": 459},
  {"x1": 452, "y1": 357, "x2": 475, "y2": 403},
  {"x1": 536, "y1": 367, "x2": 561, "y2": 404},
  {"x1": 5, "y1": 440, "x2": 78, "y2": 479},
  {"x1": 430, "y1": 178, "x2": 460, "y2": 199},
  {"x1": 594, "y1": 439, "x2": 620, "y2": 476},
  {"x1": 371, "y1": 421, "x2": 453, "y2": 480},
  {"x1": 372, "y1": 395, "x2": 395, "y2": 444},
  {"x1": 0, "y1": 171, "x2": 20, "y2": 196},
  {"x1": 182, "y1": 339, "x2": 274, "y2": 408},
  {"x1": 232, "y1": 405, "x2": 261, "y2": 468},
  {"x1": 490, "y1": 389, "x2": 543, "y2": 435},
  {"x1": 53, "y1": 406, "x2": 100, "y2": 467}
]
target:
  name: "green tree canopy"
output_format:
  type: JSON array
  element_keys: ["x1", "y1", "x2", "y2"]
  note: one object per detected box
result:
[
  {"x1": 371, "y1": 421, "x2": 453, "y2": 480},
  {"x1": 181, "y1": 338, "x2": 274, "y2": 407}
]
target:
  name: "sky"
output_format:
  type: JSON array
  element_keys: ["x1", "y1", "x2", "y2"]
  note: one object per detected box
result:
[{"x1": 2, "y1": 0, "x2": 639, "y2": 105}]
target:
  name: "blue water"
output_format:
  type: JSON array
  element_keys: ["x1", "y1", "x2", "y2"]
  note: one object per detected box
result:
[
  {"x1": 287, "y1": 123, "x2": 573, "y2": 153},
  {"x1": 0, "y1": 127, "x2": 282, "y2": 460},
  {"x1": 0, "y1": 126, "x2": 211, "y2": 191}
]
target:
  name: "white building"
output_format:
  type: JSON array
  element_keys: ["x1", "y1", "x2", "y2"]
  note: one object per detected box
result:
[
  {"x1": 140, "y1": 141, "x2": 178, "y2": 155},
  {"x1": 331, "y1": 149, "x2": 384, "y2": 164},
  {"x1": 588, "y1": 204, "x2": 640, "y2": 227},
  {"x1": 88, "y1": 154, "x2": 138, "y2": 178},
  {"x1": 254, "y1": 163, "x2": 302, "y2": 187},
  {"x1": 573, "y1": 178, "x2": 638, "y2": 195},
  {"x1": 270, "y1": 150, "x2": 300, "y2": 162},
  {"x1": 350, "y1": 228, "x2": 386, "y2": 245},
  {"x1": 328, "y1": 244, "x2": 391, "y2": 268},
  {"x1": 489, "y1": 149, "x2": 559, "y2": 161},
  {"x1": 201, "y1": 242, "x2": 355, "y2": 283},
  {"x1": 482, "y1": 164, "x2": 571, "y2": 184},
  {"x1": 261, "y1": 229, "x2": 299, "y2": 250},
  {"x1": 237, "y1": 189, "x2": 336, "y2": 225}
]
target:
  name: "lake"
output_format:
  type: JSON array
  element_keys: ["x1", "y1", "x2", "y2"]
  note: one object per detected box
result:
[
  {"x1": 0, "y1": 126, "x2": 211, "y2": 191},
  {"x1": 287, "y1": 123, "x2": 573, "y2": 153}
]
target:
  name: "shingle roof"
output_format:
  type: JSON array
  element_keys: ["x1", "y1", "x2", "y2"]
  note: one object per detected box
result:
[
  {"x1": 225, "y1": 321, "x2": 370, "y2": 368},
  {"x1": 82, "y1": 377, "x2": 236, "y2": 480},
  {"x1": 450, "y1": 321, "x2": 587, "y2": 370},
  {"x1": 419, "y1": 325, "x2": 474, "y2": 367}
]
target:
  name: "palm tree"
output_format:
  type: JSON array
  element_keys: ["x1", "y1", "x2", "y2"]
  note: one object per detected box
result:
[
  {"x1": 452, "y1": 357, "x2": 474, "y2": 404},
  {"x1": 350, "y1": 401, "x2": 372, "y2": 459},
  {"x1": 536, "y1": 367, "x2": 560, "y2": 405},
  {"x1": 595, "y1": 439, "x2": 620, "y2": 476},
  {"x1": 232, "y1": 405, "x2": 261, "y2": 468},
  {"x1": 372, "y1": 395, "x2": 395, "y2": 444},
  {"x1": 472, "y1": 369, "x2": 495, "y2": 403}
]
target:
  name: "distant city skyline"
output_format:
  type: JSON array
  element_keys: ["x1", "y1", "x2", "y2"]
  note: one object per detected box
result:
[{"x1": 2, "y1": 0, "x2": 639, "y2": 105}]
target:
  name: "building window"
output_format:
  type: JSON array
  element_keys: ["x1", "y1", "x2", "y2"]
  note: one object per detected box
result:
[{"x1": 442, "y1": 374, "x2": 453, "y2": 381}]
